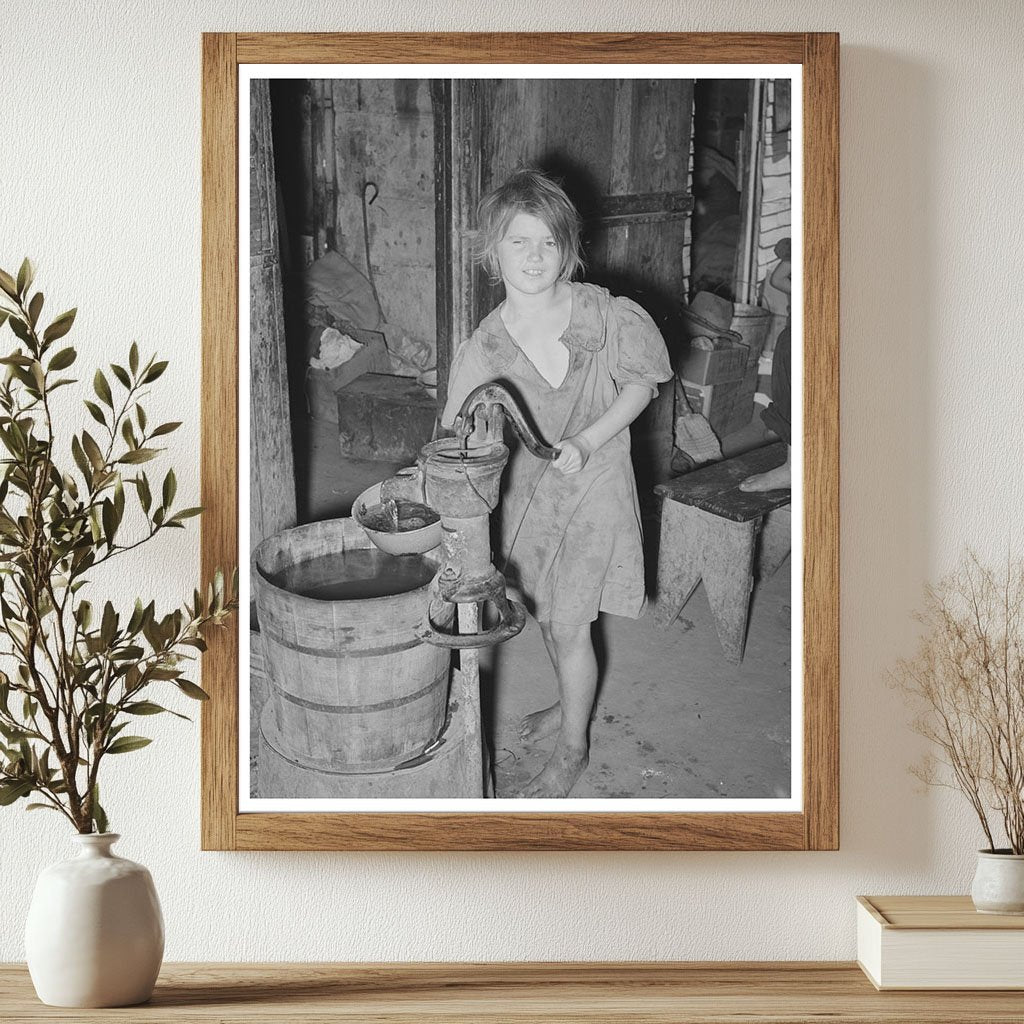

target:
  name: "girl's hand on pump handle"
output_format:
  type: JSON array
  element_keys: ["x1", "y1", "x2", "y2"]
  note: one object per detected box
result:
[{"x1": 552, "y1": 436, "x2": 592, "y2": 475}]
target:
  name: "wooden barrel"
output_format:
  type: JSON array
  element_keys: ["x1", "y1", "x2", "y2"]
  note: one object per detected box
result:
[
  {"x1": 253, "y1": 517, "x2": 450, "y2": 772},
  {"x1": 257, "y1": 663, "x2": 483, "y2": 798}
]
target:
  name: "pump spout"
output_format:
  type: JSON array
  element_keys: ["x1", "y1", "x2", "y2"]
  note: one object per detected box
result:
[{"x1": 454, "y1": 382, "x2": 561, "y2": 461}]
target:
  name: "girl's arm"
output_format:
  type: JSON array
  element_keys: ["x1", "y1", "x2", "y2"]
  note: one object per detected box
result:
[{"x1": 552, "y1": 383, "x2": 653, "y2": 475}]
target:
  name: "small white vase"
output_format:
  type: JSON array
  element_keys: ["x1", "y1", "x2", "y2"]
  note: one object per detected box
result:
[
  {"x1": 970, "y1": 849, "x2": 1024, "y2": 915},
  {"x1": 24, "y1": 833, "x2": 164, "y2": 1007}
]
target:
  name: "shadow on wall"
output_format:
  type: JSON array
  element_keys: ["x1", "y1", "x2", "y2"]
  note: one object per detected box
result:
[{"x1": 838, "y1": 48, "x2": 937, "y2": 866}]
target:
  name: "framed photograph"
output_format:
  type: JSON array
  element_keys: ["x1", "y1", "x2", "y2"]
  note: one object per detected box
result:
[{"x1": 201, "y1": 32, "x2": 838, "y2": 850}]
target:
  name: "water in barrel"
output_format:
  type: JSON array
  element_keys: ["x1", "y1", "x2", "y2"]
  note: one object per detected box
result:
[{"x1": 268, "y1": 548, "x2": 436, "y2": 602}]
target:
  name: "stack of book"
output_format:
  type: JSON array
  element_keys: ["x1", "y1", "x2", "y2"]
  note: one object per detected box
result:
[{"x1": 857, "y1": 895, "x2": 1024, "y2": 990}]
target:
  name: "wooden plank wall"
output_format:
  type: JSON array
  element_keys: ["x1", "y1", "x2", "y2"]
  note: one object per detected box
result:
[
  {"x1": 470, "y1": 78, "x2": 694, "y2": 483},
  {"x1": 757, "y1": 79, "x2": 792, "y2": 276},
  {"x1": 330, "y1": 79, "x2": 437, "y2": 355},
  {"x1": 250, "y1": 78, "x2": 297, "y2": 553},
  {"x1": 605, "y1": 80, "x2": 693, "y2": 484}
]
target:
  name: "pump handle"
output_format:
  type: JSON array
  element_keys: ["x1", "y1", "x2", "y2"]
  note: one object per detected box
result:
[{"x1": 454, "y1": 382, "x2": 561, "y2": 461}]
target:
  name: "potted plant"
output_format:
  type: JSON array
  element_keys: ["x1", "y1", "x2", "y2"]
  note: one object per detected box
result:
[
  {"x1": 0, "y1": 260, "x2": 236, "y2": 1005},
  {"x1": 895, "y1": 552, "x2": 1024, "y2": 914}
]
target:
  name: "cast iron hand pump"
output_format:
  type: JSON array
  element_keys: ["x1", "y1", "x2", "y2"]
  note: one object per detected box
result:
[{"x1": 413, "y1": 382, "x2": 560, "y2": 649}]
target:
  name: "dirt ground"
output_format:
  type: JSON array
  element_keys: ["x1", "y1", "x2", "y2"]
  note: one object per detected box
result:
[
  {"x1": 482, "y1": 568, "x2": 791, "y2": 800},
  {"x1": 284, "y1": 413, "x2": 792, "y2": 801}
]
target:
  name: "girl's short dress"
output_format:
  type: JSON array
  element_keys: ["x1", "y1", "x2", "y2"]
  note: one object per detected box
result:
[{"x1": 441, "y1": 282, "x2": 672, "y2": 625}]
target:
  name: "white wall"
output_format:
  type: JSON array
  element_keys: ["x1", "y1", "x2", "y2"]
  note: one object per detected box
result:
[{"x1": 2, "y1": 0, "x2": 1022, "y2": 962}]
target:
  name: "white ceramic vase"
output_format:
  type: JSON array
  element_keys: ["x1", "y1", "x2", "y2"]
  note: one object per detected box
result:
[
  {"x1": 24, "y1": 833, "x2": 164, "y2": 1007},
  {"x1": 970, "y1": 850, "x2": 1024, "y2": 915}
]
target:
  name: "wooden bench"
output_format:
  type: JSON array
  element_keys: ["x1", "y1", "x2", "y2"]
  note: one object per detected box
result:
[{"x1": 654, "y1": 441, "x2": 791, "y2": 663}]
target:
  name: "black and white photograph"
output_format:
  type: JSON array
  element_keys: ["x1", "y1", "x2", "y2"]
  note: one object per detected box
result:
[{"x1": 243, "y1": 67, "x2": 801, "y2": 809}]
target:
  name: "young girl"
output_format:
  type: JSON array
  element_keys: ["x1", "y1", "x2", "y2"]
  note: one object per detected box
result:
[{"x1": 441, "y1": 170, "x2": 672, "y2": 798}]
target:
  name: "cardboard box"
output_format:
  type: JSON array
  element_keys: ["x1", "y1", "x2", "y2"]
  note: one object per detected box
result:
[
  {"x1": 679, "y1": 379, "x2": 714, "y2": 418},
  {"x1": 679, "y1": 370, "x2": 758, "y2": 439},
  {"x1": 678, "y1": 338, "x2": 749, "y2": 386},
  {"x1": 676, "y1": 293, "x2": 772, "y2": 439}
]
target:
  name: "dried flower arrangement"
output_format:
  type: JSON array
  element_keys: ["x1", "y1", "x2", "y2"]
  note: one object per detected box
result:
[{"x1": 894, "y1": 552, "x2": 1024, "y2": 854}]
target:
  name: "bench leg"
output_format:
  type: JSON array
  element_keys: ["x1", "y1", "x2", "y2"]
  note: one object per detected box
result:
[
  {"x1": 700, "y1": 513, "x2": 757, "y2": 664},
  {"x1": 654, "y1": 501, "x2": 759, "y2": 663},
  {"x1": 654, "y1": 501, "x2": 704, "y2": 627},
  {"x1": 756, "y1": 506, "x2": 792, "y2": 579}
]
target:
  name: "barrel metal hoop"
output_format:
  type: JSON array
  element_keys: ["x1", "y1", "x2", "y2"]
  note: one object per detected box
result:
[
  {"x1": 260, "y1": 721, "x2": 416, "y2": 776},
  {"x1": 261, "y1": 627, "x2": 423, "y2": 659},
  {"x1": 260, "y1": 715, "x2": 445, "y2": 777},
  {"x1": 273, "y1": 669, "x2": 448, "y2": 715}
]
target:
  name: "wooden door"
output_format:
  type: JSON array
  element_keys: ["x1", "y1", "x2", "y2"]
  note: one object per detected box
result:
[{"x1": 440, "y1": 77, "x2": 693, "y2": 486}]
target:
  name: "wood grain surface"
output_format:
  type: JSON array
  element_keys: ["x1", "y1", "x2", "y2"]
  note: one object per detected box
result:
[
  {"x1": 861, "y1": 895, "x2": 1024, "y2": 930},
  {"x1": 235, "y1": 32, "x2": 808, "y2": 64},
  {"x1": 3, "y1": 962, "x2": 1022, "y2": 1023},
  {"x1": 801, "y1": 32, "x2": 841, "y2": 853},
  {"x1": 200, "y1": 31, "x2": 239, "y2": 853},
  {"x1": 200, "y1": 32, "x2": 840, "y2": 851},
  {"x1": 248, "y1": 77, "x2": 298, "y2": 546},
  {"x1": 654, "y1": 442, "x2": 791, "y2": 522}
]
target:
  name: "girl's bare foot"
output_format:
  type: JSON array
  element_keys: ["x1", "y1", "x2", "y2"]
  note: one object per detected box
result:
[
  {"x1": 518, "y1": 738, "x2": 589, "y2": 797},
  {"x1": 738, "y1": 462, "x2": 791, "y2": 492},
  {"x1": 739, "y1": 444, "x2": 792, "y2": 492},
  {"x1": 518, "y1": 702, "x2": 561, "y2": 744}
]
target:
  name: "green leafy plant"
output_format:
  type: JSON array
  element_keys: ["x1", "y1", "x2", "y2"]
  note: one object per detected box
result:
[
  {"x1": 0, "y1": 259, "x2": 236, "y2": 833},
  {"x1": 895, "y1": 552, "x2": 1024, "y2": 853}
]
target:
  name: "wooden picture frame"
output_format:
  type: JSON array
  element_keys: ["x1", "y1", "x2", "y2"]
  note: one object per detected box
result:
[{"x1": 201, "y1": 32, "x2": 838, "y2": 851}]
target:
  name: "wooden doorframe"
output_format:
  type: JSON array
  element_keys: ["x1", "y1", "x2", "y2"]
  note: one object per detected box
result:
[{"x1": 432, "y1": 79, "x2": 481, "y2": 412}]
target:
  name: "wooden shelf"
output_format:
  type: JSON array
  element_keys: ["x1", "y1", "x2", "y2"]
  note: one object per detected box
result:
[{"x1": 3, "y1": 962, "x2": 1024, "y2": 1022}]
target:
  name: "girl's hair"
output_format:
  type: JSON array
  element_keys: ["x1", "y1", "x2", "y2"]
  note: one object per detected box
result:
[{"x1": 474, "y1": 169, "x2": 584, "y2": 283}]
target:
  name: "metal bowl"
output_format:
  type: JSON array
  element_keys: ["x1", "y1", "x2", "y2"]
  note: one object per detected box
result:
[{"x1": 352, "y1": 482, "x2": 442, "y2": 556}]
